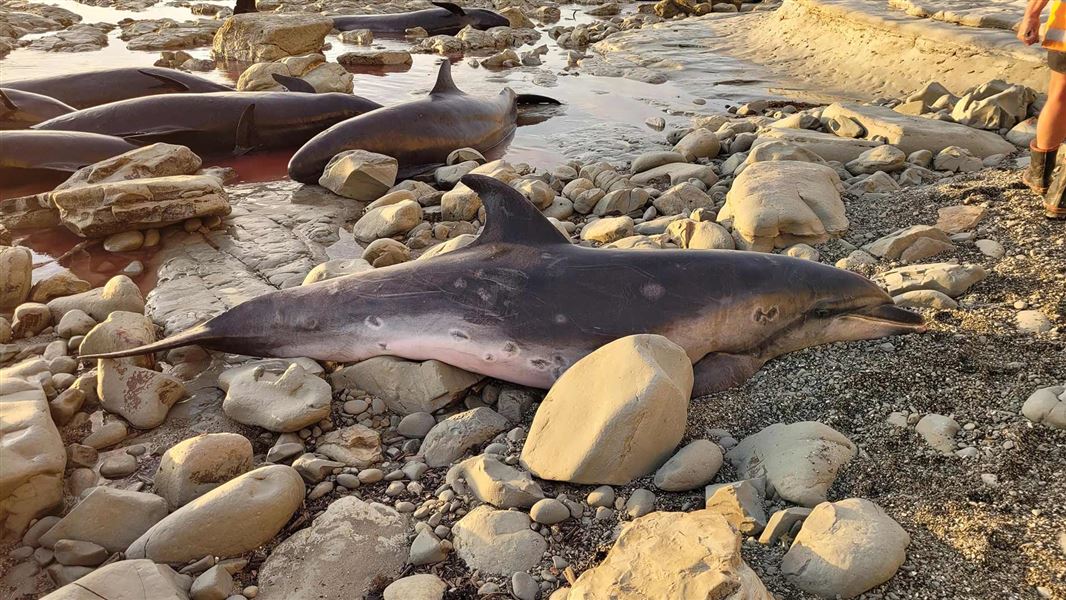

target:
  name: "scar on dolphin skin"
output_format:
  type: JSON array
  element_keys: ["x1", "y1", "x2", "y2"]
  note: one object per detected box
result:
[{"x1": 754, "y1": 306, "x2": 779, "y2": 324}]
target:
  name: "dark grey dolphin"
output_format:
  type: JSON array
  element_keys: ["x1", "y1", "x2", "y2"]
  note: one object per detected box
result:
[
  {"x1": 1, "y1": 89, "x2": 74, "y2": 130},
  {"x1": 81, "y1": 175, "x2": 924, "y2": 396},
  {"x1": 33, "y1": 92, "x2": 382, "y2": 156},
  {"x1": 332, "y1": 2, "x2": 509, "y2": 35},
  {"x1": 1, "y1": 130, "x2": 138, "y2": 185},
  {"x1": 287, "y1": 60, "x2": 558, "y2": 182},
  {"x1": 4, "y1": 68, "x2": 232, "y2": 109}
]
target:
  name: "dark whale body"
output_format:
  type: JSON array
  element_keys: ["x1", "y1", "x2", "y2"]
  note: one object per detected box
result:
[
  {"x1": 34, "y1": 92, "x2": 383, "y2": 155},
  {"x1": 81, "y1": 175, "x2": 924, "y2": 397},
  {"x1": 4, "y1": 68, "x2": 233, "y2": 110},
  {"x1": 332, "y1": 2, "x2": 509, "y2": 35},
  {"x1": 1, "y1": 89, "x2": 75, "y2": 130},
  {"x1": 1, "y1": 130, "x2": 137, "y2": 184}
]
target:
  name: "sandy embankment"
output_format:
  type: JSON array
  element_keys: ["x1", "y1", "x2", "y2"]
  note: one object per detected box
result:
[{"x1": 597, "y1": 0, "x2": 1049, "y2": 102}]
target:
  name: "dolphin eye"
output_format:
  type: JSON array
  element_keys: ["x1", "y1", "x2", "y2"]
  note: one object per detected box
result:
[{"x1": 813, "y1": 308, "x2": 831, "y2": 319}]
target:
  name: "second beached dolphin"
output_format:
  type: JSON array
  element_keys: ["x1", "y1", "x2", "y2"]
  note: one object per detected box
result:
[
  {"x1": 287, "y1": 60, "x2": 558, "y2": 183},
  {"x1": 81, "y1": 175, "x2": 924, "y2": 396}
]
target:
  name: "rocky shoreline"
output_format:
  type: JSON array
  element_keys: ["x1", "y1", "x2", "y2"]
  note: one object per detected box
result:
[{"x1": 2, "y1": 0, "x2": 1065, "y2": 599}]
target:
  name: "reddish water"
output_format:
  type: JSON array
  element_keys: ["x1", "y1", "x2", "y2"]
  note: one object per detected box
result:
[{"x1": 1, "y1": 1, "x2": 790, "y2": 284}]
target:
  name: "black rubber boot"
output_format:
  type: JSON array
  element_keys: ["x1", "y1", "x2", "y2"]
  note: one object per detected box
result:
[
  {"x1": 1044, "y1": 155, "x2": 1066, "y2": 219},
  {"x1": 1023, "y1": 142, "x2": 1058, "y2": 195}
]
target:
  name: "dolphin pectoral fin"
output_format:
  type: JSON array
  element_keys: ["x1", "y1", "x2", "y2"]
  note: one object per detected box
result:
[
  {"x1": 460, "y1": 174, "x2": 572, "y2": 246},
  {"x1": 691, "y1": 352, "x2": 766, "y2": 397},
  {"x1": 0, "y1": 89, "x2": 17, "y2": 111},
  {"x1": 431, "y1": 1, "x2": 466, "y2": 16},
  {"x1": 122, "y1": 129, "x2": 185, "y2": 145},
  {"x1": 137, "y1": 69, "x2": 192, "y2": 92},
  {"x1": 515, "y1": 94, "x2": 561, "y2": 106},
  {"x1": 271, "y1": 73, "x2": 317, "y2": 94},
  {"x1": 234, "y1": 103, "x2": 259, "y2": 155},
  {"x1": 430, "y1": 60, "x2": 463, "y2": 96}
]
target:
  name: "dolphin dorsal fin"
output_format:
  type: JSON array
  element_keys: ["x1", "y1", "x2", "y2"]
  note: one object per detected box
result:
[
  {"x1": 430, "y1": 60, "x2": 463, "y2": 96},
  {"x1": 431, "y1": 1, "x2": 466, "y2": 16},
  {"x1": 461, "y1": 174, "x2": 571, "y2": 247},
  {"x1": 0, "y1": 89, "x2": 17, "y2": 111},
  {"x1": 137, "y1": 69, "x2": 190, "y2": 92},
  {"x1": 272, "y1": 73, "x2": 316, "y2": 93}
]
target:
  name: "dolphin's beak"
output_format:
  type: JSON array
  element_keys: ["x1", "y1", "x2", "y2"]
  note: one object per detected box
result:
[{"x1": 851, "y1": 303, "x2": 927, "y2": 333}]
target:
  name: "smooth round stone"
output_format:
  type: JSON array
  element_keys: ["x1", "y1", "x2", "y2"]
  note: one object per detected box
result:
[
  {"x1": 586, "y1": 485, "x2": 614, "y2": 508},
  {"x1": 358, "y1": 468, "x2": 384, "y2": 483},
  {"x1": 336, "y1": 474, "x2": 360, "y2": 489},
  {"x1": 397, "y1": 412, "x2": 436, "y2": 438},
  {"x1": 530, "y1": 498, "x2": 570, "y2": 525},
  {"x1": 99, "y1": 454, "x2": 138, "y2": 479},
  {"x1": 103, "y1": 230, "x2": 145, "y2": 253}
]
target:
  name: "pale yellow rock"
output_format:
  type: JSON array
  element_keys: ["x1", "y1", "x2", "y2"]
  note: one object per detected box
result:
[
  {"x1": 330, "y1": 356, "x2": 482, "y2": 415},
  {"x1": 212, "y1": 13, "x2": 332, "y2": 62},
  {"x1": 0, "y1": 377, "x2": 65, "y2": 541},
  {"x1": 47, "y1": 275, "x2": 145, "y2": 322},
  {"x1": 718, "y1": 161, "x2": 847, "y2": 252},
  {"x1": 79, "y1": 310, "x2": 155, "y2": 368},
  {"x1": 520, "y1": 334, "x2": 693, "y2": 485},
  {"x1": 98, "y1": 358, "x2": 186, "y2": 429},
  {"x1": 41, "y1": 559, "x2": 188, "y2": 600},
  {"x1": 154, "y1": 433, "x2": 254, "y2": 509},
  {"x1": 568, "y1": 510, "x2": 772, "y2": 599},
  {"x1": 0, "y1": 246, "x2": 33, "y2": 310},
  {"x1": 54, "y1": 143, "x2": 202, "y2": 191},
  {"x1": 50, "y1": 175, "x2": 230, "y2": 238},
  {"x1": 352, "y1": 200, "x2": 422, "y2": 243},
  {"x1": 126, "y1": 465, "x2": 305, "y2": 563}
]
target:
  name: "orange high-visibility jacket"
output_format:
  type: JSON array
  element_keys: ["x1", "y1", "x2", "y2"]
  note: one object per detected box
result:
[{"x1": 1044, "y1": 0, "x2": 1066, "y2": 50}]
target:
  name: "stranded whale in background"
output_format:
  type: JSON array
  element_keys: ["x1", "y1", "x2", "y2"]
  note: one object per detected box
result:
[
  {"x1": 0, "y1": 130, "x2": 137, "y2": 184},
  {"x1": 332, "y1": 1, "x2": 509, "y2": 35},
  {"x1": 287, "y1": 60, "x2": 559, "y2": 182},
  {"x1": 33, "y1": 92, "x2": 382, "y2": 155},
  {"x1": 81, "y1": 175, "x2": 925, "y2": 397},
  {"x1": 4, "y1": 68, "x2": 233, "y2": 109},
  {"x1": 1, "y1": 89, "x2": 74, "y2": 129}
]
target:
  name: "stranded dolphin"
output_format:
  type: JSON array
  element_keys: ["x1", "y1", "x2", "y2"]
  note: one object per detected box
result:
[
  {"x1": 1, "y1": 89, "x2": 75, "y2": 130},
  {"x1": 332, "y1": 2, "x2": 509, "y2": 35},
  {"x1": 1, "y1": 130, "x2": 138, "y2": 185},
  {"x1": 33, "y1": 92, "x2": 383, "y2": 155},
  {"x1": 4, "y1": 68, "x2": 233, "y2": 110},
  {"x1": 81, "y1": 174, "x2": 925, "y2": 396},
  {"x1": 287, "y1": 60, "x2": 558, "y2": 183}
]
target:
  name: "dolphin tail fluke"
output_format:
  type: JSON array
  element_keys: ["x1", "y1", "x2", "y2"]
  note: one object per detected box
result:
[
  {"x1": 79, "y1": 324, "x2": 217, "y2": 360},
  {"x1": 515, "y1": 94, "x2": 561, "y2": 105}
]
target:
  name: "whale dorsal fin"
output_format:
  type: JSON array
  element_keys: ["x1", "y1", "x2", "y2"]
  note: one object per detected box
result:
[
  {"x1": 0, "y1": 89, "x2": 17, "y2": 111},
  {"x1": 431, "y1": 1, "x2": 466, "y2": 16},
  {"x1": 137, "y1": 69, "x2": 191, "y2": 92},
  {"x1": 461, "y1": 174, "x2": 571, "y2": 247},
  {"x1": 430, "y1": 60, "x2": 463, "y2": 96},
  {"x1": 272, "y1": 73, "x2": 316, "y2": 93}
]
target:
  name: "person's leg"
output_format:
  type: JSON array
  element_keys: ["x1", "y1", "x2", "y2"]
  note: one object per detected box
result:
[
  {"x1": 1037, "y1": 69, "x2": 1066, "y2": 150},
  {"x1": 1038, "y1": 61, "x2": 1066, "y2": 218}
]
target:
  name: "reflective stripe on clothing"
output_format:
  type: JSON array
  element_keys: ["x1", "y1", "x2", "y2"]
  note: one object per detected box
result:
[{"x1": 1044, "y1": 0, "x2": 1066, "y2": 51}]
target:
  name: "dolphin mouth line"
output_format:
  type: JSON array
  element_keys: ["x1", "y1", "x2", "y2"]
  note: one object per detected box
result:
[{"x1": 848, "y1": 304, "x2": 927, "y2": 332}]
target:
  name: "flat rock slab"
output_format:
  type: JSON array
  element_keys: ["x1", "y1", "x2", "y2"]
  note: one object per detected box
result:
[
  {"x1": 753, "y1": 128, "x2": 881, "y2": 163},
  {"x1": 821, "y1": 102, "x2": 1015, "y2": 157},
  {"x1": 50, "y1": 174, "x2": 230, "y2": 238},
  {"x1": 145, "y1": 181, "x2": 361, "y2": 335}
]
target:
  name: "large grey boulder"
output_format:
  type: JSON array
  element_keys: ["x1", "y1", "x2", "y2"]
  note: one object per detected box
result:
[
  {"x1": 726, "y1": 421, "x2": 856, "y2": 507},
  {"x1": 154, "y1": 433, "x2": 254, "y2": 509},
  {"x1": 41, "y1": 559, "x2": 190, "y2": 600},
  {"x1": 38, "y1": 487, "x2": 168, "y2": 553},
  {"x1": 873, "y1": 262, "x2": 988, "y2": 297},
  {"x1": 258, "y1": 497, "x2": 407, "y2": 600},
  {"x1": 718, "y1": 161, "x2": 846, "y2": 252},
  {"x1": 452, "y1": 506, "x2": 547, "y2": 576},
  {"x1": 126, "y1": 465, "x2": 304, "y2": 563},
  {"x1": 420, "y1": 407, "x2": 510, "y2": 467},
  {"x1": 782, "y1": 498, "x2": 910, "y2": 598},
  {"x1": 55, "y1": 143, "x2": 201, "y2": 191},
  {"x1": 521, "y1": 334, "x2": 693, "y2": 485}
]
